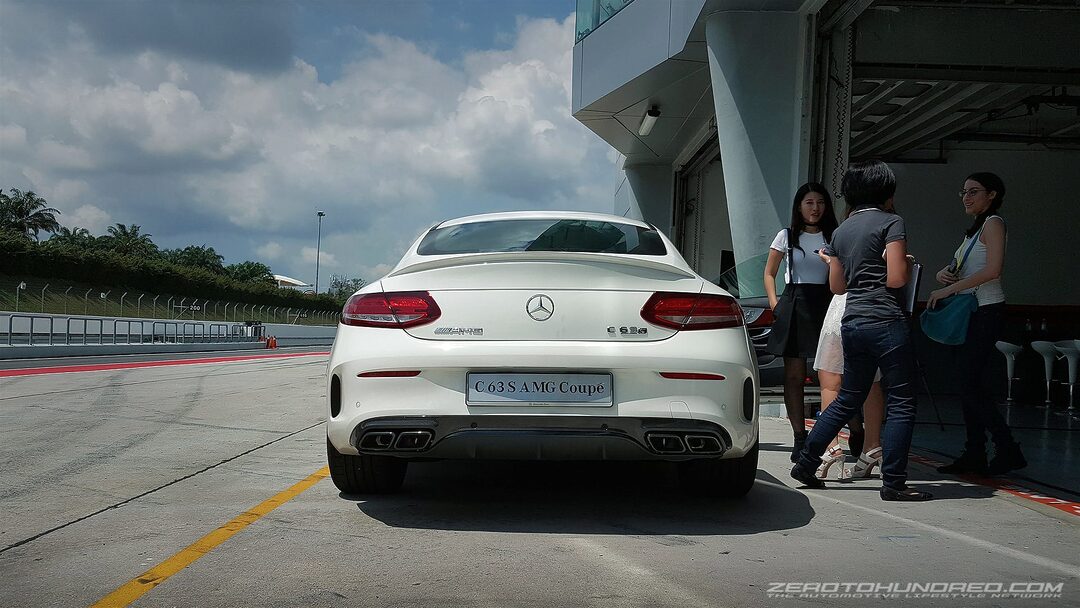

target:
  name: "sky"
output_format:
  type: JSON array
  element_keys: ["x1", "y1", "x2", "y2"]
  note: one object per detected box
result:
[{"x1": 0, "y1": 0, "x2": 618, "y2": 285}]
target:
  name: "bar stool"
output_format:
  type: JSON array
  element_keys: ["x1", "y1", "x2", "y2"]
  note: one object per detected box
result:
[
  {"x1": 1031, "y1": 341, "x2": 1059, "y2": 407},
  {"x1": 1053, "y1": 340, "x2": 1078, "y2": 413},
  {"x1": 994, "y1": 341, "x2": 1023, "y2": 405}
]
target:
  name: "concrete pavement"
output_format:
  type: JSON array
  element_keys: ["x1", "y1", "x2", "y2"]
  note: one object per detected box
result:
[{"x1": 1, "y1": 354, "x2": 1077, "y2": 607}]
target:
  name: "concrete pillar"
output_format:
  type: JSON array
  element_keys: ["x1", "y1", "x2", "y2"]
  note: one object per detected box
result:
[
  {"x1": 621, "y1": 164, "x2": 674, "y2": 236},
  {"x1": 705, "y1": 10, "x2": 811, "y2": 263}
]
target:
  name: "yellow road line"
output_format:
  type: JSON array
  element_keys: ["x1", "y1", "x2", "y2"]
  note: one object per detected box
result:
[{"x1": 92, "y1": 466, "x2": 330, "y2": 608}]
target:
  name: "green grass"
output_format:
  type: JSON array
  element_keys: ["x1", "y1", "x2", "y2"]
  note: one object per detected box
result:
[{"x1": 0, "y1": 275, "x2": 337, "y2": 326}]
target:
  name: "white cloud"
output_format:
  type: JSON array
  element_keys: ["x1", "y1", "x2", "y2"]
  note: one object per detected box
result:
[
  {"x1": 256, "y1": 241, "x2": 284, "y2": 260},
  {"x1": 66, "y1": 204, "x2": 112, "y2": 234},
  {"x1": 301, "y1": 246, "x2": 338, "y2": 268},
  {"x1": 0, "y1": 123, "x2": 28, "y2": 148},
  {"x1": 0, "y1": 10, "x2": 617, "y2": 283}
]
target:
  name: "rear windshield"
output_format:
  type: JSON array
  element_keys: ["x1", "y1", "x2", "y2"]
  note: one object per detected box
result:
[{"x1": 417, "y1": 219, "x2": 667, "y2": 256}]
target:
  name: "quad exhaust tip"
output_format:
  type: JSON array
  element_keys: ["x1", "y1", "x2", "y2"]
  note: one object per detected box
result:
[
  {"x1": 394, "y1": 430, "x2": 433, "y2": 451},
  {"x1": 358, "y1": 430, "x2": 433, "y2": 451},
  {"x1": 646, "y1": 432, "x2": 724, "y2": 454},
  {"x1": 684, "y1": 434, "x2": 723, "y2": 454},
  {"x1": 646, "y1": 433, "x2": 686, "y2": 454}
]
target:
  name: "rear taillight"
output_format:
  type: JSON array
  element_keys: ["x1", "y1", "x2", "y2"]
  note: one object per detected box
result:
[
  {"x1": 640, "y1": 292, "x2": 744, "y2": 330},
  {"x1": 341, "y1": 291, "x2": 441, "y2": 328},
  {"x1": 744, "y1": 307, "x2": 774, "y2": 329}
]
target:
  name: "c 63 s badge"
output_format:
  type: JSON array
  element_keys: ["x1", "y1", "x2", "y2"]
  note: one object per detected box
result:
[
  {"x1": 608, "y1": 326, "x2": 647, "y2": 336},
  {"x1": 434, "y1": 327, "x2": 484, "y2": 336}
]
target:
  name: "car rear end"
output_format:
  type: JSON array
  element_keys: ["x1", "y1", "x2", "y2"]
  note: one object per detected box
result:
[{"x1": 325, "y1": 213, "x2": 760, "y2": 495}]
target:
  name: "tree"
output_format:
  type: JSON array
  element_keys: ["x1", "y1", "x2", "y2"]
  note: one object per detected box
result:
[
  {"x1": 329, "y1": 274, "x2": 367, "y2": 300},
  {"x1": 48, "y1": 226, "x2": 95, "y2": 248},
  {"x1": 226, "y1": 260, "x2": 275, "y2": 285},
  {"x1": 161, "y1": 245, "x2": 225, "y2": 273},
  {"x1": 101, "y1": 223, "x2": 158, "y2": 257},
  {"x1": 0, "y1": 188, "x2": 61, "y2": 240}
]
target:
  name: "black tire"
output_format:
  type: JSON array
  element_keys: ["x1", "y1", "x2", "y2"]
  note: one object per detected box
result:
[
  {"x1": 678, "y1": 441, "x2": 758, "y2": 498},
  {"x1": 327, "y1": 437, "x2": 408, "y2": 494}
]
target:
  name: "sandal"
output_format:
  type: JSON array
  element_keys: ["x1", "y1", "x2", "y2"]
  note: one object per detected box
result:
[
  {"x1": 815, "y1": 444, "x2": 845, "y2": 480},
  {"x1": 850, "y1": 446, "x2": 882, "y2": 479}
]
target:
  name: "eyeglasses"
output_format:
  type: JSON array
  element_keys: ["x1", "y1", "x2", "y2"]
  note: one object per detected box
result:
[{"x1": 959, "y1": 188, "x2": 985, "y2": 198}]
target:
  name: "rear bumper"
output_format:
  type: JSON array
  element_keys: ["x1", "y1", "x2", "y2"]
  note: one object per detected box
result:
[
  {"x1": 345, "y1": 415, "x2": 734, "y2": 461},
  {"x1": 326, "y1": 324, "x2": 759, "y2": 459}
]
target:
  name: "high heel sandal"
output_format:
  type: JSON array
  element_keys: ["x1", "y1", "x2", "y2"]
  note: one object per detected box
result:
[
  {"x1": 815, "y1": 445, "x2": 845, "y2": 480},
  {"x1": 850, "y1": 446, "x2": 883, "y2": 479}
]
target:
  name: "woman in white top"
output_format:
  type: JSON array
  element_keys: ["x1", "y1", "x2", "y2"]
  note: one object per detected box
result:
[
  {"x1": 928, "y1": 172, "x2": 1025, "y2": 476},
  {"x1": 763, "y1": 182, "x2": 839, "y2": 462}
]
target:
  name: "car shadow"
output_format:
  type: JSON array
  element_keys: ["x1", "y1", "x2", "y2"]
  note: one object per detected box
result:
[{"x1": 342, "y1": 460, "x2": 815, "y2": 535}]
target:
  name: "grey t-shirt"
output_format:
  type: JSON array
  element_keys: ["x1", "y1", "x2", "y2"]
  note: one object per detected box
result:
[{"x1": 826, "y1": 208, "x2": 907, "y2": 323}]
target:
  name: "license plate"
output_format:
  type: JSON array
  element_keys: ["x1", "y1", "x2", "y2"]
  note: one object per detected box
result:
[{"x1": 466, "y1": 373, "x2": 613, "y2": 406}]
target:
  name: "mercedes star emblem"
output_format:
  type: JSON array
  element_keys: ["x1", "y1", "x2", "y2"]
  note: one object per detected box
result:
[{"x1": 526, "y1": 294, "x2": 554, "y2": 321}]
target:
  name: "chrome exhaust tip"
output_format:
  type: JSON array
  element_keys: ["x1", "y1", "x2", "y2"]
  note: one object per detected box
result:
[
  {"x1": 646, "y1": 433, "x2": 686, "y2": 454},
  {"x1": 684, "y1": 434, "x2": 722, "y2": 454},
  {"x1": 393, "y1": 430, "x2": 433, "y2": 451},
  {"x1": 359, "y1": 431, "x2": 396, "y2": 450}
]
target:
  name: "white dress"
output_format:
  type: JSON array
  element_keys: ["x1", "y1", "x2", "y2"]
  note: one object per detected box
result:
[{"x1": 813, "y1": 293, "x2": 882, "y2": 380}]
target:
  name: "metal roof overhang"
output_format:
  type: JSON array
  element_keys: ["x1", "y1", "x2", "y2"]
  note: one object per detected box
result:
[
  {"x1": 572, "y1": 0, "x2": 810, "y2": 166},
  {"x1": 574, "y1": 0, "x2": 1080, "y2": 165}
]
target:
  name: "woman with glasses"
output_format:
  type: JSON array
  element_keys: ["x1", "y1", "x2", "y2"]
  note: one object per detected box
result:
[
  {"x1": 929, "y1": 172, "x2": 1026, "y2": 476},
  {"x1": 763, "y1": 183, "x2": 839, "y2": 462}
]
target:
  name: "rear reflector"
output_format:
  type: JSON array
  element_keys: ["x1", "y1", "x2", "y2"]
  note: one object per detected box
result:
[
  {"x1": 357, "y1": 370, "x2": 421, "y2": 378},
  {"x1": 659, "y1": 372, "x2": 726, "y2": 381},
  {"x1": 342, "y1": 291, "x2": 441, "y2": 329},
  {"x1": 640, "y1": 292, "x2": 744, "y2": 330}
]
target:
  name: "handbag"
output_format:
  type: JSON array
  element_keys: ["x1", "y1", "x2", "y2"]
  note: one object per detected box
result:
[
  {"x1": 920, "y1": 226, "x2": 983, "y2": 345},
  {"x1": 920, "y1": 293, "x2": 978, "y2": 345}
]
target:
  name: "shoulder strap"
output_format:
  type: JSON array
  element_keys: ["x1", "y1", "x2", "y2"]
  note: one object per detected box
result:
[
  {"x1": 957, "y1": 222, "x2": 986, "y2": 273},
  {"x1": 785, "y1": 228, "x2": 794, "y2": 285}
]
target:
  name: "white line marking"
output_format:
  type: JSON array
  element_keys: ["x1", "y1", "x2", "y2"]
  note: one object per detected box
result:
[{"x1": 757, "y1": 479, "x2": 1080, "y2": 578}]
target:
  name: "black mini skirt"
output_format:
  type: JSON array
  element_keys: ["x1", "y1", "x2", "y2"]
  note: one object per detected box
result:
[{"x1": 765, "y1": 283, "x2": 832, "y2": 358}]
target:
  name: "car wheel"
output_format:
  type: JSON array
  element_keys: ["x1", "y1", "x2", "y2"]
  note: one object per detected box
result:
[
  {"x1": 678, "y1": 441, "x2": 758, "y2": 498},
  {"x1": 327, "y1": 437, "x2": 408, "y2": 494}
]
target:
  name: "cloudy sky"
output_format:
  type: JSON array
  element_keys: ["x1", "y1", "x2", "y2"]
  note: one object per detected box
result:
[{"x1": 0, "y1": 0, "x2": 617, "y2": 285}]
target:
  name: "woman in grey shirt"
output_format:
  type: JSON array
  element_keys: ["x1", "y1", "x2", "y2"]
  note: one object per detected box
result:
[{"x1": 791, "y1": 160, "x2": 932, "y2": 501}]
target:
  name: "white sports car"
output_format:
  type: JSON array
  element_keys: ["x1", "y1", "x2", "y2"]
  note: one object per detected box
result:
[{"x1": 326, "y1": 211, "x2": 759, "y2": 496}]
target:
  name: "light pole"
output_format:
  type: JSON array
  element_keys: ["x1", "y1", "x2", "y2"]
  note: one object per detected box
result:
[{"x1": 315, "y1": 211, "x2": 326, "y2": 293}]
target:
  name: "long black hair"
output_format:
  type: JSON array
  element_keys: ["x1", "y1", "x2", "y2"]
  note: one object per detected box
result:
[
  {"x1": 789, "y1": 182, "x2": 838, "y2": 252},
  {"x1": 964, "y1": 172, "x2": 1005, "y2": 237}
]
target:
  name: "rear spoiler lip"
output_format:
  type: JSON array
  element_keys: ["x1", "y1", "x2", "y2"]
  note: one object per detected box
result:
[{"x1": 387, "y1": 252, "x2": 697, "y2": 279}]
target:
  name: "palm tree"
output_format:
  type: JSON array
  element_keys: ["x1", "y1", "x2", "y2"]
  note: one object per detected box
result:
[
  {"x1": 49, "y1": 226, "x2": 95, "y2": 248},
  {"x1": 103, "y1": 223, "x2": 158, "y2": 256},
  {"x1": 0, "y1": 188, "x2": 61, "y2": 240}
]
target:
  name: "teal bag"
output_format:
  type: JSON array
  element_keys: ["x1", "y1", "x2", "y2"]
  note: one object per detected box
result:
[
  {"x1": 920, "y1": 293, "x2": 978, "y2": 345},
  {"x1": 920, "y1": 226, "x2": 983, "y2": 345}
]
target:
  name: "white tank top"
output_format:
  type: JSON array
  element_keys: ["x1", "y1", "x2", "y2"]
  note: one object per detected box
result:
[{"x1": 955, "y1": 215, "x2": 1005, "y2": 306}]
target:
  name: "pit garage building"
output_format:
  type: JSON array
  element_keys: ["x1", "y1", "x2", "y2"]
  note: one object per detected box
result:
[{"x1": 572, "y1": 0, "x2": 1079, "y2": 318}]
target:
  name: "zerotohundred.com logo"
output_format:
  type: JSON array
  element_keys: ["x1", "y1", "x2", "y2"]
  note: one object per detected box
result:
[{"x1": 766, "y1": 582, "x2": 1064, "y2": 600}]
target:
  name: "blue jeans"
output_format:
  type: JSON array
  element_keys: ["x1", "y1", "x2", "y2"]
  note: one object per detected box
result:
[{"x1": 797, "y1": 318, "x2": 918, "y2": 490}]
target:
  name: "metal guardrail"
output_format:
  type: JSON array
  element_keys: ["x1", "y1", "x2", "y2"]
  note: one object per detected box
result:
[{"x1": 3, "y1": 313, "x2": 263, "y2": 347}]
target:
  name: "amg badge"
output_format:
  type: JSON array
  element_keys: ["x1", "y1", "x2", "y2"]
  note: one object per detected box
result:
[{"x1": 434, "y1": 327, "x2": 484, "y2": 336}]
